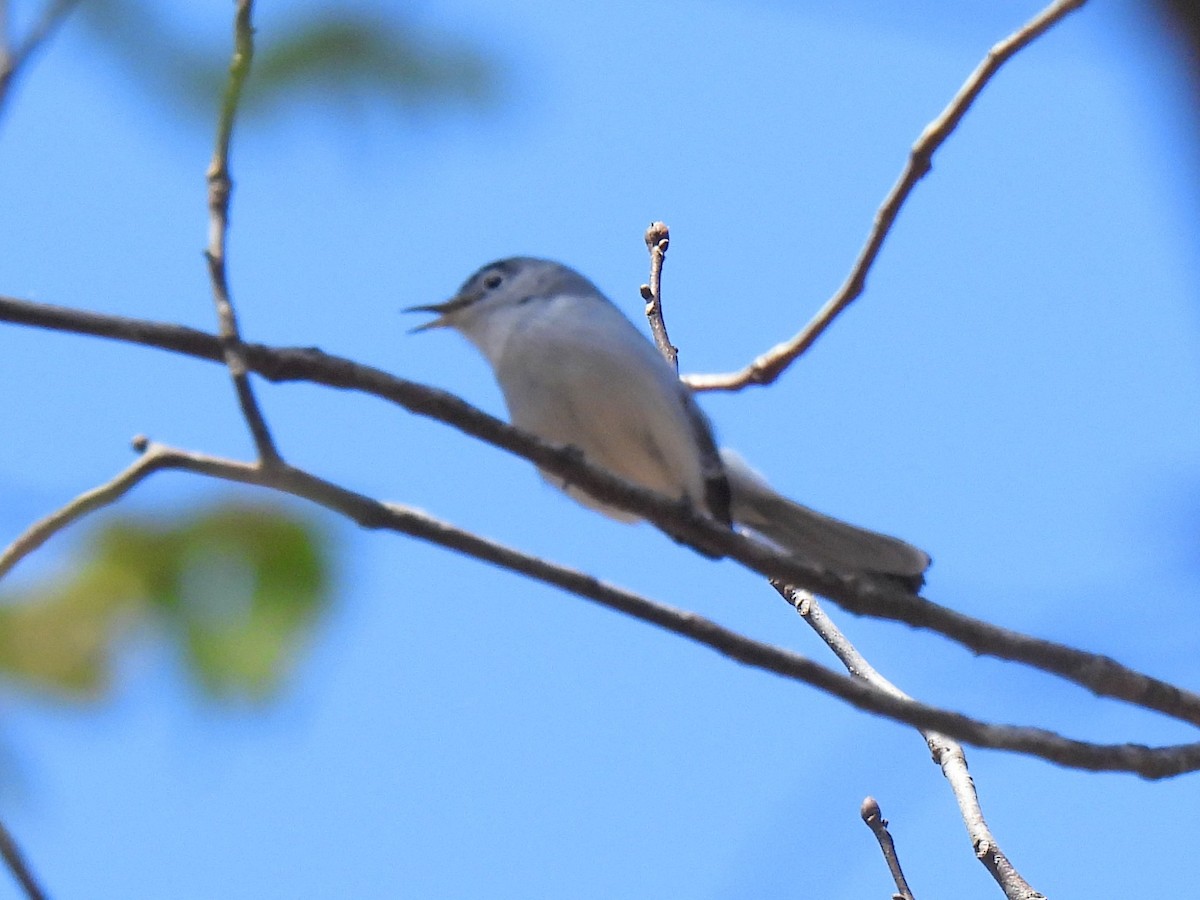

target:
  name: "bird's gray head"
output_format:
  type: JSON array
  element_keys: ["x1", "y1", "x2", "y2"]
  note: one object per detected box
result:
[{"x1": 407, "y1": 257, "x2": 601, "y2": 338}]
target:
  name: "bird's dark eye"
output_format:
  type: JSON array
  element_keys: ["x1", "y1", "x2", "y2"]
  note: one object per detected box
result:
[{"x1": 484, "y1": 273, "x2": 503, "y2": 289}]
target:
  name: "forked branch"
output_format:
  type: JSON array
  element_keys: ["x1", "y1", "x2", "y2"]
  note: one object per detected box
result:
[
  {"x1": 780, "y1": 584, "x2": 1044, "y2": 899},
  {"x1": 204, "y1": 0, "x2": 281, "y2": 465},
  {"x1": 1, "y1": 438, "x2": 1199, "y2": 778},
  {"x1": 2, "y1": 292, "x2": 1198, "y2": 737},
  {"x1": 683, "y1": 0, "x2": 1088, "y2": 392}
]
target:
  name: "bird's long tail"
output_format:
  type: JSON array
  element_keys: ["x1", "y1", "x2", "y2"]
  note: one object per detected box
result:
[{"x1": 721, "y1": 450, "x2": 930, "y2": 589}]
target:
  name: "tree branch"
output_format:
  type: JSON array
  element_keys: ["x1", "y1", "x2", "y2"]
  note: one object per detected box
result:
[
  {"x1": 934, "y1": 740, "x2": 1046, "y2": 900},
  {"x1": 4, "y1": 437, "x2": 1200, "y2": 778},
  {"x1": 0, "y1": 815, "x2": 46, "y2": 900},
  {"x1": 639, "y1": 221, "x2": 678, "y2": 371},
  {"x1": 779, "y1": 584, "x2": 1044, "y2": 900},
  {"x1": 652, "y1": 216, "x2": 1039, "y2": 890},
  {"x1": 0, "y1": 0, "x2": 80, "y2": 119},
  {"x1": 651, "y1": 222, "x2": 1036, "y2": 891},
  {"x1": 204, "y1": 0, "x2": 280, "y2": 465},
  {"x1": 0, "y1": 434, "x2": 158, "y2": 580},
  {"x1": 682, "y1": 0, "x2": 1089, "y2": 392},
  {"x1": 1, "y1": 294, "x2": 1198, "y2": 732},
  {"x1": 860, "y1": 797, "x2": 917, "y2": 900}
]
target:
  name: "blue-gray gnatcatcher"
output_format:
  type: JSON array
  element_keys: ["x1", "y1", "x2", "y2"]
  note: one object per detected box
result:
[{"x1": 409, "y1": 257, "x2": 930, "y2": 587}]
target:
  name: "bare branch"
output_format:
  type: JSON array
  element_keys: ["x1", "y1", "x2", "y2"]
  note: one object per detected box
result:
[
  {"x1": 0, "y1": 434, "x2": 157, "y2": 580},
  {"x1": 932, "y1": 739, "x2": 1047, "y2": 900},
  {"x1": 2, "y1": 293, "x2": 1199, "y2": 733},
  {"x1": 860, "y1": 797, "x2": 916, "y2": 900},
  {"x1": 647, "y1": 222, "x2": 1032, "y2": 883},
  {"x1": 204, "y1": 0, "x2": 280, "y2": 465},
  {"x1": 639, "y1": 221, "x2": 678, "y2": 371},
  {"x1": 780, "y1": 584, "x2": 1043, "y2": 899},
  {"x1": 682, "y1": 0, "x2": 1089, "y2": 392},
  {"x1": 0, "y1": 0, "x2": 80, "y2": 118},
  {"x1": 4, "y1": 436, "x2": 1200, "y2": 777},
  {"x1": 0, "y1": 815, "x2": 46, "y2": 900}
]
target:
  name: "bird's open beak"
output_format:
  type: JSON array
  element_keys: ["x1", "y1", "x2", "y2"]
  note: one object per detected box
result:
[
  {"x1": 403, "y1": 301, "x2": 453, "y2": 334},
  {"x1": 403, "y1": 291, "x2": 479, "y2": 334}
]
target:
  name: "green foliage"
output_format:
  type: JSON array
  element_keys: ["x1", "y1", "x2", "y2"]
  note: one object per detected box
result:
[
  {"x1": 78, "y1": 0, "x2": 498, "y2": 123},
  {"x1": 0, "y1": 502, "x2": 333, "y2": 703},
  {"x1": 246, "y1": 11, "x2": 496, "y2": 115}
]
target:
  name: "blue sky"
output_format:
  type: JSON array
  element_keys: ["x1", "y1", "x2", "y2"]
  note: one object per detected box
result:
[{"x1": 2, "y1": 1, "x2": 1199, "y2": 897}]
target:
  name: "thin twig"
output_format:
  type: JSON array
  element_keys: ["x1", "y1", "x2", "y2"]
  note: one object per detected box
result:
[
  {"x1": 0, "y1": 0, "x2": 81, "y2": 118},
  {"x1": 860, "y1": 797, "x2": 916, "y2": 900},
  {"x1": 639, "y1": 221, "x2": 678, "y2": 371},
  {"x1": 0, "y1": 435, "x2": 157, "y2": 580},
  {"x1": 0, "y1": 816, "x2": 46, "y2": 900},
  {"x1": 204, "y1": 0, "x2": 280, "y2": 465},
  {"x1": 683, "y1": 0, "x2": 1088, "y2": 392},
  {"x1": 779, "y1": 584, "x2": 1044, "y2": 900},
  {"x1": 933, "y1": 739, "x2": 1047, "y2": 900},
  {"x1": 4, "y1": 438, "x2": 1200, "y2": 777},
  {"x1": 2, "y1": 292, "x2": 1198, "y2": 733}
]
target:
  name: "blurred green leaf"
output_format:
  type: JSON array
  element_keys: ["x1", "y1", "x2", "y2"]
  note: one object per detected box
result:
[
  {"x1": 248, "y1": 11, "x2": 494, "y2": 115},
  {"x1": 78, "y1": 0, "x2": 499, "y2": 123},
  {"x1": 0, "y1": 502, "x2": 333, "y2": 703},
  {"x1": 0, "y1": 559, "x2": 142, "y2": 698}
]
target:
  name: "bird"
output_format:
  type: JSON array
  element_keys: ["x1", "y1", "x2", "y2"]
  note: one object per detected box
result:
[{"x1": 408, "y1": 257, "x2": 930, "y2": 589}]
